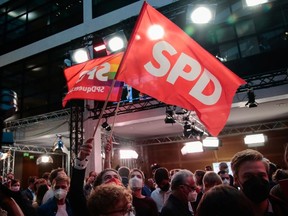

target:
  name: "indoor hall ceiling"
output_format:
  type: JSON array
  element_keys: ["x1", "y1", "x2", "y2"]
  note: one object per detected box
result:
[{"x1": 7, "y1": 84, "x2": 288, "y2": 148}]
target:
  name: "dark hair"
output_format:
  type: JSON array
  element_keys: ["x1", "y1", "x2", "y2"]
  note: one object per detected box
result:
[
  {"x1": 93, "y1": 168, "x2": 121, "y2": 188},
  {"x1": 196, "y1": 185, "x2": 255, "y2": 216},
  {"x1": 49, "y1": 168, "x2": 65, "y2": 183},
  {"x1": 154, "y1": 167, "x2": 169, "y2": 185}
]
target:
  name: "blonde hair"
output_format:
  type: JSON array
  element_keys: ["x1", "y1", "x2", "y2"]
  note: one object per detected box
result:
[
  {"x1": 87, "y1": 184, "x2": 132, "y2": 216},
  {"x1": 231, "y1": 149, "x2": 269, "y2": 178}
]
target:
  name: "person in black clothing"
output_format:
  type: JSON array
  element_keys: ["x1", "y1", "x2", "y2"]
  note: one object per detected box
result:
[{"x1": 160, "y1": 169, "x2": 196, "y2": 216}]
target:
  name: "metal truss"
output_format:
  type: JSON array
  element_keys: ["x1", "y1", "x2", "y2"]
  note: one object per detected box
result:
[
  {"x1": 1, "y1": 144, "x2": 64, "y2": 177},
  {"x1": 69, "y1": 106, "x2": 84, "y2": 175},
  {"x1": 237, "y1": 68, "x2": 288, "y2": 93},
  {"x1": 219, "y1": 119, "x2": 288, "y2": 137},
  {"x1": 135, "y1": 120, "x2": 288, "y2": 146},
  {"x1": 4, "y1": 109, "x2": 70, "y2": 130}
]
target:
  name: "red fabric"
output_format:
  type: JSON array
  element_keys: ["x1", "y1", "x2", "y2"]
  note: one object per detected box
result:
[
  {"x1": 115, "y1": 2, "x2": 246, "y2": 136},
  {"x1": 63, "y1": 52, "x2": 124, "y2": 107}
]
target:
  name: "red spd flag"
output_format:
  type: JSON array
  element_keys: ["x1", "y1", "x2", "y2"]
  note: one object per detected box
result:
[
  {"x1": 115, "y1": 2, "x2": 246, "y2": 136},
  {"x1": 63, "y1": 52, "x2": 124, "y2": 107}
]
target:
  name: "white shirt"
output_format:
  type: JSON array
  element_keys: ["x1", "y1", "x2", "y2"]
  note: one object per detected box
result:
[
  {"x1": 151, "y1": 187, "x2": 171, "y2": 213},
  {"x1": 56, "y1": 204, "x2": 68, "y2": 216}
]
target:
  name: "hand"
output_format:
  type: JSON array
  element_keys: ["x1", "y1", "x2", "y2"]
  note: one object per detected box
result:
[{"x1": 78, "y1": 138, "x2": 93, "y2": 161}]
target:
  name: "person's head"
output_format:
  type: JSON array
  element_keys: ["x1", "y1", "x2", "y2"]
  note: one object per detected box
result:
[
  {"x1": 41, "y1": 172, "x2": 50, "y2": 182},
  {"x1": 219, "y1": 162, "x2": 229, "y2": 172},
  {"x1": 194, "y1": 170, "x2": 206, "y2": 186},
  {"x1": 87, "y1": 184, "x2": 134, "y2": 216},
  {"x1": 52, "y1": 174, "x2": 70, "y2": 202},
  {"x1": 118, "y1": 166, "x2": 130, "y2": 187},
  {"x1": 169, "y1": 168, "x2": 181, "y2": 178},
  {"x1": 27, "y1": 176, "x2": 37, "y2": 190},
  {"x1": 49, "y1": 168, "x2": 66, "y2": 185},
  {"x1": 231, "y1": 149, "x2": 270, "y2": 204},
  {"x1": 128, "y1": 168, "x2": 145, "y2": 191},
  {"x1": 272, "y1": 169, "x2": 288, "y2": 183},
  {"x1": 10, "y1": 179, "x2": 21, "y2": 191},
  {"x1": 196, "y1": 185, "x2": 255, "y2": 216},
  {"x1": 170, "y1": 169, "x2": 197, "y2": 202},
  {"x1": 202, "y1": 171, "x2": 222, "y2": 192},
  {"x1": 154, "y1": 167, "x2": 170, "y2": 192},
  {"x1": 94, "y1": 168, "x2": 122, "y2": 188},
  {"x1": 33, "y1": 178, "x2": 47, "y2": 192},
  {"x1": 6, "y1": 172, "x2": 14, "y2": 180},
  {"x1": 218, "y1": 170, "x2": 230, "y2": 186},
  {"x1": 36, "y1": 184, "x2": 49, "y2": 205},
  {"x1": 205, "y1": 165, "x2": 213, "y2": 171}
]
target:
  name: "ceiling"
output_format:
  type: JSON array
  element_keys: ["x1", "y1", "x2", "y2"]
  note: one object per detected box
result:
[{"x1": 9, "y1": 83, "x2": 288, "y2": 149}]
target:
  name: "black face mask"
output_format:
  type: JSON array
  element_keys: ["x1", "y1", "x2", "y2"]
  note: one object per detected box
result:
[
  {"x1": 241, "y1": 175, "x2": 270, "y2": 204},
  {"x1": 160, "y1": 183, "x2": 170, "y2": 192}
]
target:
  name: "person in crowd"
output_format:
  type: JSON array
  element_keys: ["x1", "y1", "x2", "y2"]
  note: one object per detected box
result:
[
  {"x1": 41, "y1": 172, "x2": 51, "y2": 186},
  {"x1": 141, "y1": 173, "x2": 153, "y2": 197},
  {"x1": 128, "y1": 168, "x2": 158, "y2": 216},
  {"x1": 21, "y1": 175, "x2": 37, "y2": 206},
  {"x1": 83, "y1": 171, "x2": 97, "y2": 200},
  {"x1": 118, "y1": 166, "x2": 130, "y2": 187},
  {"x1": 160, "y1": 169, "x2": 196, "y2": 216},
  {"x1": 87, "y1": 183, "x2": 134, "y2": 216},
  {"x1": 3, "y1": 172, "x2": 14, "y2": 189},
  {"x1": 191, "y1": 169, "x2": 205, "y2": 213},
  {"x1": 202, "y1": 171, "x2": 222, "y2": 193},
  {"x1": 93, "y1": 168, "x2": 122, "y2": 188},
  {"x1": 217, "y1": 170, "x2": 231, "y2": 186},
  {"x1": 231, "y1": 149, "x2": 288, "y2": 216},
  {"x1": 204, "y1": 165, "x2": 213, "y2": 171},
  {"x1": 37, "y1": 174, "x2": 72, "y2": 216},
  {"x1": 218, "y1": 161, "x2": 234, "y2": 186},
  {"x1": 151, "y1": 163, "x2": 161, "y2": 176},
  {"x1": 270, "y1": 144, "x2": 288, "y2": 206},
  {"x1": 33, "y1": 183, "x2": 49, "y2": 208},
  {"x1": 151, "y1": 167, "x2": 172, "y2": 214},
  {"x1": 10, "y1": 179, "x2": 21, "y2": 192},
  {"x1": 169, "y1": 168, "x2": 181, "y2": 178},
  {"x1": 195, "y1": 184, "x2": 255, "y2": 216},
  {"x1": 42, "y1": 167, "x2": 67, "y2": 204}
]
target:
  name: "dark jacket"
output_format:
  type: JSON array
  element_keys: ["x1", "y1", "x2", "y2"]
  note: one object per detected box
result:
[
  {"x1": 37, "y1": 197, "x2": 73, "y2": 216},
  {"x1": 160, "y1": 194, "x2": 193, "y2": 216}
]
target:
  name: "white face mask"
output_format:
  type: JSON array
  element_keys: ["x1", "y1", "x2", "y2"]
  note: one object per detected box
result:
[
  {"x1": 11, "y1": 186, "x2": 20, "y2": 191},
  {"x1": 222, "y1": 179, "x2": 230, "y2": 185},
  {"x1": 187, "y1": 190, "x2": 198, "y2": 202},
  {"x1": 54, "y1": 188, "x2": 68, "y2": 200},
  {"x1": 129, "y1": 177, "x2": 143, "y2": 190}
]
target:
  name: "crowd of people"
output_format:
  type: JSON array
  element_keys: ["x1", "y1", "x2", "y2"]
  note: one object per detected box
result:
[{"x1": 0, "y1": 138, "x2": 287, "y2": 216}]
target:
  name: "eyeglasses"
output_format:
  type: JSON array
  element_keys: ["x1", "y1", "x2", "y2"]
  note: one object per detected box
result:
[{"x1": 182, "y1": 184, "x2": 196, "y2": 191}]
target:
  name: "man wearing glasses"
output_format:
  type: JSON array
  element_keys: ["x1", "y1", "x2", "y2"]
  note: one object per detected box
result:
[{"x1": 160, "y1": 169, "x2": 196, "y2": 216}]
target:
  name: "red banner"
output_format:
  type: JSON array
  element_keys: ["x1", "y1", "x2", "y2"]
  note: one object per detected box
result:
[
  {"x1": 63, "y1": 52, "x2": 124, "y2": 107},
  {"x1": 115, "y1": 2, "x2": 246, "y2": 136}
]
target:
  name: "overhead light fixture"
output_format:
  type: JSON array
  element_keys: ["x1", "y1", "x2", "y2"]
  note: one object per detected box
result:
[
  {"x1": 52, "y1": 134, "x2": 69, "y2": 154},
  {"x1": 165, "y1": 106, "x2": 175, "y2": 124},
  {"x1": 203, "y1": 137, "x2": 220, "y2": 148},
  {"x1": 119, "y1": 149, "x2": 138, "y2": 159},
  {"x1": 244, "y1": 0, "x2": 269, "y2": 7},
  {"x1": 186, "y1": 4, "x2": 216, "y2": 24},
  {"x1": 245, "y1": 88, "x2": 258, "y2": 108},
  {"x1": 102, "y1": 30, "x2": 127, "y2": 55},
  {"x1": 94, "y1": 44, "x2": 106, "y2": 52},
  {"x1": 183, "y1": 122, "x2": 204, "y2": 139},
  {"x1": 244, "y1": 134, "x2": 267, "y2": 147},
  {"x1": 69, "y1": 47, "x2": 91, "y2": 64},
  {"x1": 181, "y1": 141, "x2": 203, "y2": 155},
  {"x1": 101, "y1": 121, "x2": 111, "y2": 131},
  {"x1": 36, "y1": 155, "x2": 53, "y2": 165}
]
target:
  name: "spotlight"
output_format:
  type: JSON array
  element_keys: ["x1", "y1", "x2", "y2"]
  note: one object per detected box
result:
[
  {"x1": 102, "y1": 30, "x2": 127, "y2": 55},
  {"x1": 165, "y1": 108, "x2": 175, "y2": 124},
  {"x1": 69, "y1": 47, "x2": 91, "y2": 64},
  {"x1": 101, "y1": 121, "x2": 111, "y2": 131},
  {"x1": 245, "y1": 88, "x2": 258, "y2": 108},
  {"x1": 186, "y1": 4, "x2": 216, "y2": 24}
]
